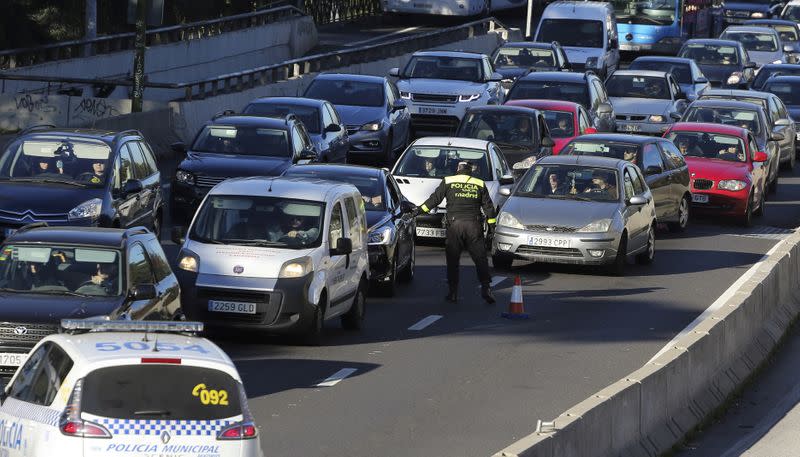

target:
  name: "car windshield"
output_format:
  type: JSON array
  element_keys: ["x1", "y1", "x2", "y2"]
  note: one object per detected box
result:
[
  {"x1": 542, "y1": 110, "x2": 575, "y2": 138},
  {"x1": 0, "y1": 138, "x2": 112, "y2": 186},
  {"x1": 683, "y1": 107, "x2": 763, "y2": 135},
  {"x1": 507, "y1": 81, "x2": 590, "y2": 108},
  {"x1": 679, "y1": 44, "x2": 740, "y2": 65},
  {"x1": 763, "y1": 81, "x2": 800, "y2": 106},
  {"x1": 403, "y1": 56, "x2": 484, "y2": 82},
  {"x1": 629, "y1": 61, "x2": 692, "y2": 84},
  {"x1": 0, "y1": 245, "x2": 122, "y2": 296},
  {"x1": 191, "y1": 195, "x2": 324, "y2": 248},
  {"x1": 773, "y1": 25, "x2": 798, "y2": 42},
  {"x1": 721, "y1": 31, "x2": 778, "y2": 52},
  {"x1": 561, "y1": 141, "x2": 642, "y2": 167},
  {"x1": 494, "y1": 47, "x2": 555, "y2": 68},
  {"x1": 784, "y1": 6, "x2": 800, "y2": 22},
  {"x1": 242, "y1": 103, "x2": 321, "y2": 134},
  {"x1": 516, "y1": 164, "x2": 620, "y2": 201},
  {"x1": 304, "y1": 79, "x2": 385, "y2": 107},
  {"x1": 537, "y1": 19, "x2": 604, "y2": 48},
  {"x1": 458, "y1": 112, "x2": 537, "y2": 147},
  {"x1": 700, "y1": 94, "x2": 768, "y2": 112},
  {"x1": 666, "y1": 131, "x2": 748, "y2": 162},
  {"x1": 394, "y1": 146, "x2": 491, "y2": 181},
  {"x1": 282, "y1": 170, "x2": 386, "y2": 211},
  {"x1": 610, "y1": 0, "x2": 677, "y2": 25},
  {"x1": 82, "y1": 365, "x2": 242, "y2": 420},
  {"x1": 752, "y1": 66, "x2": 800, "y2": 88},
  {"x1": 191, "y1": 126, "x2": 290, "y2": 157},
  {"x1": 606, "y1": 74, "x2": 671, "y2": 100}
]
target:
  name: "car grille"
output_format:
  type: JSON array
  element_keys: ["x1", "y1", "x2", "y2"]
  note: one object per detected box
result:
[
  {"x1": 693, "y1": 179, "x2": 714, "y2": 190},
  {"x1": 195, "y1": 175, "x2": 229, "y2": 188},
  {"x1": 0, "y1": 322, "x2": 59, "y2": 346},
  {"x1": 411, "y1": 93, "x2": 458, "y2": 103},
  {"x1": 0, "y1": 209, "x2": 69, "y2": 223},
  {"x1": 410, "y1": 114, "x2": 460, "y2": 135},
  {"x1": 616, "y1": 115, "x2": 647, "y2": 121},
  {"x1": 196, "y1": 287, "x2": 280, "y2": 324},
  {"x1": 524, "y1": 224, "x2": 577, "y2": 233},
  {"x1": 516, "y1": 245, "x2": 583, "y2": 257}
]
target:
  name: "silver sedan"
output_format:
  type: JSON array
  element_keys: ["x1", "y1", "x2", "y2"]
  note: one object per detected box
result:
[{"x1": 492, "y1": 156, "x2": 656, "y2": 275}]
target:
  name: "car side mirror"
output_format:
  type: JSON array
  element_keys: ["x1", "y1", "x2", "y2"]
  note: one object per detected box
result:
[
  {"x1": 771, "y1": 131, "x2": 786, "y2": 141},
  {"x1": 541, "y1": 136, "x2": 555, "y2": 148},
  {"x1": 296, "y1": 147, "x2": 318, "y2": 163},
  {"x1": 171, "y1": 226, "x2": 186, "y2": 245},
  {"x1": 489, "y1": 72, "x2": 504, "y2": 82},
  {"x1": 669, "y1": 111, "x2": 683, "y2": 121},
  {"x1": 784, "y1": 44, "x2": 794, "y2": 53},
  {"x1": 499, "y1": 174, "x2": 515, "y2": 185},
  {"x1": 598, "y1": 102, "x2": 613, "y2": 115},
  {"x1": 171, "y1": 142, "x2": 187, "y2": 154},
  {"x1": 391, "y1": 100, "x2": 407, "y2": 112},
  {"x1": 754, "y1": 151, "x2": 769, "y2": 162},
  {"x1": 585, "y1": 127, "x2": 598, "y2": 134},
  {"x1": 330, "y1": 237, "x2": 353, "y2": 256},
  {"x1": 675, "y1": 91, "x2": 687, "y2": 101},
  {"x1": 645, "y1": 165, "x2": 663, "y2": 176},
  {"x1": 775, "y1": 118, "x2": 792, "y2": 127},
  {"x1": 694, "y1": 77, "x2": 709, "y2": 84},
  {"x1": 324, "y1": 123, "x2": 342, "y2": 133},
  {"x1": 122, "y1": 179, "x2": 143, "y2": 196},
  {"x1": 388, "y1": 67, "x2": 401, "y2": 77},
  {"x1": 130, "y1": 284, "x2": 157, "y2": 300},
  {"x1": 628, "y1": 195, "x2": 648, "y2": 206},
  {"x1": 400, "y1": 200, "x2": 415, "y2": 214},
  {"x1": 499, "y1": 187, "x2": 512, "y2": 197}
]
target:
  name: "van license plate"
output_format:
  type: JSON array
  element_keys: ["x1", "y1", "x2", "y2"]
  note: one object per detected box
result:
[
  {"x1": 416, "y1": 227, "x2": 446, "y2": 238},
  {"x1": 208, "y1": 300, "x2": 257, "y2": 314},
  {"x1": 692, "y1": 194, "x2": 709, "y2": 203},
  {"x1": 0, "y1": 352, "x2": 27, "y2": 367}
]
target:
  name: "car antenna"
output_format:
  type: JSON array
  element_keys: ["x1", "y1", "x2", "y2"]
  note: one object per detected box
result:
[
  {"x1": 152, "y1": 332, "x2": 160, "y2": 352},
  {"x1": 268, "y1": 177, "x2": 275, "y2": 192}
]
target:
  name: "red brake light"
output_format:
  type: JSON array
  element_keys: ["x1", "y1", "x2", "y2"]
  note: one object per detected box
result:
[
  {"x1": 217, "y1": 421, "x2": 258, "y2": 440},
  {"x1": 141, "y1": 357, "x2": 181, "y2": 364},
  {"x1": 60, "y1": 420, "x2": 112, "y2": 438}
]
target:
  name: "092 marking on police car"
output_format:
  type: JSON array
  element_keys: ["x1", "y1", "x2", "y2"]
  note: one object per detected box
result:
[
  {"x1": 0, "y1": 353, "x2": 27, "y2": 367},
  {"x1": 528, "y1": 236, "x2": 571, "y2": 249},
  {"x1": 208, "y1": 300, "x2": 257, "y2": 314}
]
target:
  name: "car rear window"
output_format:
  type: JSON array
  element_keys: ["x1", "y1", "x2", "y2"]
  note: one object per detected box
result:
[
  {"x1": 507, "y1": 81, "x2": 590, "y2": 108},
  {"x1": 82, "y1": 365, "x2": 242, "y2": 420}
]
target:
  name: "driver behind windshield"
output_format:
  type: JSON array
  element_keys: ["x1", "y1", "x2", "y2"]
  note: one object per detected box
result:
[
  {"x1": 506, "y1": 116, "x2": 533, "y2": 144},
  {"x1": 582, "y1": 172, "x2": 618, "y2": 198},
  {"x1": 268, "y1": 211, "x2": 319, "y2": 243},
  {"x1": 78, "y1": 159, "x2": 106, "y2": 184}
]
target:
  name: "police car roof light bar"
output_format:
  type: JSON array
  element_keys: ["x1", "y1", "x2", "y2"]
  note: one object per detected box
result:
[{"x1": 60, "y1": 319, "x2": 204, "y2": 334}]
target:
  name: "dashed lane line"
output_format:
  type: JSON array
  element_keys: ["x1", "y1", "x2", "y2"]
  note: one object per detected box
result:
[
  {"x1": 408, "y1": 315, "x2": 443, "y2": 331},
  {"x1": 316, "y1": 368, "x2": 358, "y2": 387}
]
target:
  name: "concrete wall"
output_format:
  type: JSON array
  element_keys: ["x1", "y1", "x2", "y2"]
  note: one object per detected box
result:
[
  {"x1": 2, "y1": 16, "x2": 318, "y2": 101},
  {"x1": 494, "y1": 235, "x2": 800, "y2": 457}
]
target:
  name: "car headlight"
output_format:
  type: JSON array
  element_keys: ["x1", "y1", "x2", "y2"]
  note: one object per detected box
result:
[
  {"x1": 718, "y1": 179, "x2": 747, "y2": 191},
  {"x1": 727, "y1": 73, "x2": 742, "y2": 85},
  {"x1": 750, "y1": 11, "x2": 765, "y2": 17},
  {"x1": 399, "y1": 91, "x2": 411, "y2": 100},
  {"x1": 577, "y1": 218, "x2": 612, "y2": 232},
  {"x1": 68, "y1": 198, "x2": 102, "y2": 220},
  {"x1": 360, "y1": 120, "x2": 384, "y2": 131},
  {"x1": 176, "y1": 170, "x2": 195, "y2": 185},
  {"x1": 279, "y1": 256, "x2": 313, "y2": 278},
  {"x1": 649, "y1": 115, "x2": 665, "y2": 123},
  {"x1": 177, "y1": 249, "x2": 199, "y2": 273},
  {"x1": 513, "y1": 155, "x2": 537, "y2": 170},
  {"x1": 368, "y1": 225, "x2": 394, "y2": 245},
  {"x1": 458, "y1": 93, "x2": 481, "y2": 102},
  {"x1": 497, "y1": 212, "x2": 524, "y2": 229}
]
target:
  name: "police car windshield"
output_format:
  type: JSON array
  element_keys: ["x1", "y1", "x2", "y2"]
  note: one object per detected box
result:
[
  {"x1": 191, "y1": 195, "x2": 325, "y2": 248},
  {"x1": 282, "y1": 170, "x2": 386, "y2": 211},
  {"x1": 562, "y1": 141, "x2": 643, "y2": 168},
  {"x1": 394, "y1": 147, "x2": 492, "y2": 181},
  {"x1": 683, "y1": 107, "x2": 763, "y2": 136},
  {"x1": 606, "y1": 75, "x2": 671, "y2": 100},
  {"x1": 0, "y1": 138, "x2": 112, "y2": 186},
  {"x1": 0, "y1": 245, "x2": 122, "y2": 296},
  {"x1": 458, "y1": 112, "x2": 537, "y2": 147},
  {"x1": 507, "y1": 81, "x2": 590, "y2": 109},
  {"x1": 82, "y1": 365, "x2": 242, "y2": 420},
  {"x1": 516, "y1": 164, "x2": 620, "y2": 201},
  {"x1": 242, "y1": 103, "x2": 321, "y2": 134},
  {"x1": 191, "y1": 126, "x2": 291, "y2": 157},
  {"x1": 494, "y1": 47, "x2": 555, "y2": 69}
]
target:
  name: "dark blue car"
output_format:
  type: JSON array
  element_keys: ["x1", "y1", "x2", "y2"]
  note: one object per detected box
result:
[{"x1": 678, "y1": 39, "x2": 756, "y2": 88}]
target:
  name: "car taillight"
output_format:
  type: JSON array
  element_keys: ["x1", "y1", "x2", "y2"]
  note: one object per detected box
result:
[
  {"x1": 59, "y1": 378, "x2": 112, "y2": 439},
  {"x1": 217, "y1": 421, "x2": 258, "y2": 440}
]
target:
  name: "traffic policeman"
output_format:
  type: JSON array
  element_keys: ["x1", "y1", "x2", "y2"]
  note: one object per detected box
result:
[{"x1": 414, "y1": 161, "x2": 496, "y2": 304}]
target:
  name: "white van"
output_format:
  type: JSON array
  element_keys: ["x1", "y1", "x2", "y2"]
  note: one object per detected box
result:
[
  {"x1": 173, "y1": 177, "x2": 370, "y2": 344},
  {"x1": 533, "y1": 1, "x2": 620, "y2": 78}
]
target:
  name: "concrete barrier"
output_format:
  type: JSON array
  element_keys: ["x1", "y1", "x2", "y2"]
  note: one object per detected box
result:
[{"x1": 493, "y1": 230, "x2": 800, "y2": 457}]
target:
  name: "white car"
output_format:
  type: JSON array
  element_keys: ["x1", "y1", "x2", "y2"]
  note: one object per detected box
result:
[
  {"x1": 390, "y1": 137, "x2": 515, "y2": 239},
  {"x1": 389, "y1": 51, "x2": 504, "y2": 137},
  {"x1": 605, "y1": 70, "x2": 688, "y2": 134},
  {"x1": 174, "y1": 176, "x2": 369, "y2": 344},
  {"x1": 0, "y1": 320, "x2": 263, "y2": 457}
]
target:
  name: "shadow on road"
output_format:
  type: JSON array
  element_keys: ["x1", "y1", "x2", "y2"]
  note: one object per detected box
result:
[{"x1": 233, "y1": 358, "x2": 380, "y2": 398}]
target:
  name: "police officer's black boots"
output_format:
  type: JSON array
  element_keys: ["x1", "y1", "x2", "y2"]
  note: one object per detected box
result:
[
  {"x1": 481, "y1": 285, "x2": 496, "y2": 305},
  {"x1": 445, "y1": 285, "x2": 458, "y2": 303}
]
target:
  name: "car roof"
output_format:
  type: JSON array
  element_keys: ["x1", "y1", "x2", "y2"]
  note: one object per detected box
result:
[
  {"x1": 544, "y1": 1, "x2": 612, "y2": 16},
  {"x1": 701, "y1": 88, "x2": 773, "y2": 100},
  {"x1": 631, "y1": 56, "x2": 695, "y2": 65},
  {"x1": 246, "y1": 97, "x2": 325, "y2": 108},
  {"x1": 18, "y1": 129, "x2": 142, "y2": 145},
  {"x1": 536, "y1": 154, "x2": 627, "y2": 169},
  {"x1": 610, "y1": 69, "x2": 669, "y2": 78},
  {"x1": 466, "y1": 105, "x2": 539, "y2": 115},
  {"x1": 283, "y1": 163, "x2": 384, "y2": 178},
  {"x1": 505, "y1": 99, "x2": 581, "y2": 111},
  {"x1": 723, "y1": 25, "x2": 780, "y2": 34},
  {"x1": 760, "y1": 63, "x2": 800, "y2": 71},
  {"x1": 6, "y1": 226, "x2": 142, "y2": 248},
  {"x1": 668, "y1": 122, "x2": 748, "y2": 137},
  {"x1": 502, "y1": 42, "x2": 556, "y2": 48},
  {"x1": 518, "y1": 71, "x2": 588, "y2": 82},
  {"x1": 572, "y1": 133, "x2": 661, "y2": 145},
  {"x1": 410, "y1": 136, "x2": 491, "y2": 150},
  {"x1": 766, "y1": 75, "x2": 800, "y2": 83},
  {"x1": 411, "y1": 50, "x2": 485, "y2": 59},
  {"x1": 314, "y1": 73, "x2": 386, "y2": 84},
  {"x1": 689, "y1": 99, "x2": 765, "y2": 110},
  {"x1": 209, "y1": 176, "x2": 358, "y2": 200},
  {"x1": 684, "y1": 38, "x2": 742, "y2": 47},
  {"x1": 209, "y1": 115, "x2": 292, "y2": 128}
]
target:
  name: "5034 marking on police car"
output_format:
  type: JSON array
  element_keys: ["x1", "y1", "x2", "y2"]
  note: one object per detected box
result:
[
  {"x1": 0, "y1": 353, "x2": 27, "y2": 367},
  {"x1": 208, "y1": 300, "x2": 257, "y2": 314},
  {"x1": 95, "y1": 341, "x2": 209, "y2": 353}
]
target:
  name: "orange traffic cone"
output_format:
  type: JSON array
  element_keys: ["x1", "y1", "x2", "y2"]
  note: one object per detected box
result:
[{"x1": 501, "y1": 275, "x2": 529, "y2": 320}]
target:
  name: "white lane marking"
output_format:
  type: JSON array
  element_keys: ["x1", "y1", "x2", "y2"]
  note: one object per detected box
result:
[
  {"x1": 408, "y1": 315, "x2": 443, "y2": 331},
  {"x1": 478, "y1": 276, "x2": 507, "y2": 288},
  {"x1": 346, "y1": 26, "x2": 422, "y2": 46},
  {"x1": 316, "y1": 368, "x2": 358, "y2": 387},
  {"x1": 648, "y1": 240, "x2": 786, "y2": 363}
]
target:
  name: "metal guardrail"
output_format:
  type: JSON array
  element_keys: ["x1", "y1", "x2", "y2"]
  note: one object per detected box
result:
[
  {"x1": 0, "y1": 5, "x2": 304, "y2": 70},
  {"x1": 0, "y1": 18, "x2": 505, "y2": 102},
  {"x1": 303, "y1": 0, "x2": 383, "y2": 25}
]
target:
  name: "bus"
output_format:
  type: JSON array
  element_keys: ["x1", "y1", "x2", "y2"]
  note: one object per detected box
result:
[
  {"x1": 610, "y1": 0, "x2": 716, "y2": 54},
  {"x1": 382, "y1": 0, "x2": 527, "y2": 16}
]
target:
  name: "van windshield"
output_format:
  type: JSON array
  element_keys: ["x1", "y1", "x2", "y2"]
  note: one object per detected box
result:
[
  {"x1": 191, "y1": 195, "x2": 325, "y2": 248},
  {"x1": 82, "y1": 365, "x2": 242, "y2": 420},
  {"x1": 537, "y1": 19, "x2": 604, "y2": 48}
]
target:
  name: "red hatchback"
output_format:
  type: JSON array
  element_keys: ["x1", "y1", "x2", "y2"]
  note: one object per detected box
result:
[
  {"x1": 663, "y1": 122, "x2": 769, "y2": 226},
  {"x1": 504, "y1": 100, "x2": 596, "y2": 156}
]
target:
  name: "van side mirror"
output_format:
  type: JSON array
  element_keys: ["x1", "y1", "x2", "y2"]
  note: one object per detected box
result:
[
  {"x1": 331, "y1": 238, "x2": 353, "y2": 256},
  {"x1": 171, "y1": 226, "x2": 186, "y2": 245},
  {"x1": 669, "y1": 112, "x2": 683, "y2": 121},
  {"x1": 130, "y1": 284, "x2": 157, "y2": 300},
  {"x1": 171, "y1": 142, "x2": 187, "y2": 154}
]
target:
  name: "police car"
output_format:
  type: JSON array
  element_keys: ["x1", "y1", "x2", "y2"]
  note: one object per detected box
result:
[{"x1": 0, "y1": 320, "x2": 263, "y2": 457}]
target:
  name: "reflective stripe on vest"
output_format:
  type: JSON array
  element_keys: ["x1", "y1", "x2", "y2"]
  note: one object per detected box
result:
[{"x1": 444, "y1": 174, "x2": 485, "y2": 187}]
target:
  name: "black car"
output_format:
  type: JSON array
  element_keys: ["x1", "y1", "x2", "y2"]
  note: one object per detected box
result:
[
  {"x1": 455, "y1": 105, "x2": 555, "y2": 173},
  {"x1": 506, "y1": 71, "x2": 616, "y2": 132},
  {"x1": 492, "y1": 41, "x2": 571, "y2": 89},
  {"x1": 0, "y1": 224, "x2": 180, "y2": 376},
  {"x1": 282, "y1": 164, "x2": 415, "y2": 296},
  {"x1": 0, "y1": 127, "x2": 163, "y2": 242},
  {"x1": 170, "y1": 113, "x2": 318, "y2": 224},
  {"x1": 560, "y1": 134, "x2": 692, "y2": 232},
  {"x1": 677, "y1": 39, "x2": 755, "y2": 88},
  {"x1": 750, "y1": 63, "x2": 800, "y2": 90},
  {"x1": 242, "y1": 96, "x2": 350, "y2": 163}
]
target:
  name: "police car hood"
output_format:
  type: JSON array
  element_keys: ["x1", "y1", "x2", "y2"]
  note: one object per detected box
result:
[
  {"x1": 393, "y1": 175, "x2": 499, "y2": 209},
  {"x1": 0, "y1": 293, "x2": 124, "y2": 323},
  {"x1": 189, "y1": 242, "x2": 314, "y2": 279},
  {"x1": 609, "y1": 97, "x2": 674, "y2": 116}
]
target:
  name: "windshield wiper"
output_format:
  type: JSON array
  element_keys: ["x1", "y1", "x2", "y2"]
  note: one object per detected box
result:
[
  {"x1": 12, "y1": 177, "x2": 86, "y2": 187},
  {"x1": 32, "y1": 289, "x2": 91, "y2": 297},
  {"x1": 134, "y1": 410, "x2": 172, "y2": 417}
]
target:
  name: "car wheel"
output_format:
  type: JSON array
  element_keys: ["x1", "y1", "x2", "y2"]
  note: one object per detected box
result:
[
  {"x1": 636, "y1": 224, "x2": 655, "y2": 265},
  {"x1": 769, "y1": 174, "x2": 778, "y2": 194},
  {"x1": 398, "y1": 242, "x2": 415, "y2": 283},
  {"x1": 384, "y1": 132, "x2": 395, "y2": 167},
  {"x1": 302, "y1": 294, "x2": 326, "y2": 346},
  {"x1": 492, "y1": 253, "x2": 513, "y2": 270},
  {"x1": 741, "y1": 194, "x2": 754, "y2": 227},
  {"x1": 377, "y1": 256, "x2": 398, "y2": 297},
  {"x1": 668, "y1": 195, "x2": 690, "y2": 233},
  {"x1": 342, "y1": 280, "x2": 366, "y2": 330},
  {"x1": 792, "y1": 151, "x2": 797, "y2": 170},
  {"x1": 606, "y1": 234, "x2": 627, "y2": 276},
  {"x1": 754, "y1": 191, "x2": 766, "y2": 217},
  {"x1": 152, "y1": 212, "x2": 162, "y2": 240}
]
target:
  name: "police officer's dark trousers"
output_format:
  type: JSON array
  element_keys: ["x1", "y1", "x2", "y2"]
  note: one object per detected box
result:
[{"x1": 446, "y1": 217, "x2": 491, "y2": 290}]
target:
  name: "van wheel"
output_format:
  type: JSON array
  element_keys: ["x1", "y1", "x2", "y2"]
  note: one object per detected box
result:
[
  {"x1": 302, "y1": 294, "x2": 326, "y2": 346},
  {"x1": 342, "y1": 281, "x2": 366, "y2": 330}
]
